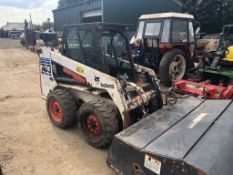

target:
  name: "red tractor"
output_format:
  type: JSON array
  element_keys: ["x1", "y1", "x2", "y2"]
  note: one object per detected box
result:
[{"x1": 136, "y1": 12, "x2": 196, "y2": 86}]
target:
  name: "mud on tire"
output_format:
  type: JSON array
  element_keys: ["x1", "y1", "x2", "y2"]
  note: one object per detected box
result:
[
  {"x1": 78, "y1": 100, "x2": 119, "y2": 149},
  {"x1": 47, "y1": 88, "x2": 77, "y2": 128}
]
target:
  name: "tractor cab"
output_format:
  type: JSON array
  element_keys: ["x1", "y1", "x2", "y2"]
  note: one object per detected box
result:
[{"x1": 136, "y1": 12, "x2": 195, "y2": 86}]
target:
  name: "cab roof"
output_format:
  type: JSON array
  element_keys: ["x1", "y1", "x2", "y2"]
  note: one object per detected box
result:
[{"x1": 139, "y1": 12, "x2": 194, "y2": 20}]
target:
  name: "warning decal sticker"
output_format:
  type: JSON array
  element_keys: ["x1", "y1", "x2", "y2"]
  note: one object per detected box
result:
[{"x1": 144, "y1": 154, "x2": 161, "y2": 175}]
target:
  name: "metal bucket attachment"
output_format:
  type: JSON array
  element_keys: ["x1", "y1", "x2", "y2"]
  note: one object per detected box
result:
[{"x1": 108, "y1": 97, "x2": 233, "y2": 175}]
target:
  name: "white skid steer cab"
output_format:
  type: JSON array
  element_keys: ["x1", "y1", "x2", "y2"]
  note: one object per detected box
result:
[{"x1": 39, "y1": 23, "x2": 163, "y2": 148}]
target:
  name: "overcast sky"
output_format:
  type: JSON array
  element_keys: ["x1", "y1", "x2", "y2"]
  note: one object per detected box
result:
[{"x1": 0, "y1": 0, "x2": 59, "y2": 27}]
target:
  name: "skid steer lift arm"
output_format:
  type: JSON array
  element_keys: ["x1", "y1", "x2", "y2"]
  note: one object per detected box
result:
[{"x1": 107, "y1": 97, "x2": 233, "y2": 175}]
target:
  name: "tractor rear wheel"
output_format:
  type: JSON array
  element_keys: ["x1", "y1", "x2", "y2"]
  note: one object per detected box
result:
[
  {"x1": 47, "y1": 89, "x2": 77, "y2": 128},
  {"x1": 78, "y1": 100, "x2": 119, "y2": 148},
  {"x1": 159, "y1": 49, "x2": 187, "y2": 86}
]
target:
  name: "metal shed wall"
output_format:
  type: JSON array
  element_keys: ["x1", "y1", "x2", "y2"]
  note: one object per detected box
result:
[
  {"x1": 53, "y1": 0, "x2": 102, "y2": 31},
  {"x1": 102, "y1": 0, "x2": 181, "y2": 30},
  {"x1": 53, "y1": 0, "x2": 181, "y2": 32}
]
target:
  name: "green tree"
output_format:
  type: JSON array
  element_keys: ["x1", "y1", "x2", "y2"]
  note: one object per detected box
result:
[
  {"x1": 180, "y1": 0, "x2": 233, "y2": 33},
  {"x1": 33, "y1": 24, "x2": 42, "y2": 31},
  {"x1": 42, "y1": 21, "x2": 54, "y2": 31}
]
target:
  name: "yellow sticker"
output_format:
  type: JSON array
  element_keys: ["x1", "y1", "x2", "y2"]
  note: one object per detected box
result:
[{"x1": 76, "y1": 66, "x2": 84, "y2": 74}]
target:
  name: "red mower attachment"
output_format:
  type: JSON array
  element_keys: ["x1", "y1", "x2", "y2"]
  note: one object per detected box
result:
[{"x1": 174, "y1": 80, "x2": 233, "y2": 99}]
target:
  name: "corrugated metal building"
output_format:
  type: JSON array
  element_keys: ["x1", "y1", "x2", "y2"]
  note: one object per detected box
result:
[
  {"x1": 53, "y1": 0, "x2": 181, "y2": 32},
  {"x1": 1, "y1": 22, "x2": 24, "y2": 38},
  {"x1": 2, "y1": 22, "x2": 24, "y2": 31}
]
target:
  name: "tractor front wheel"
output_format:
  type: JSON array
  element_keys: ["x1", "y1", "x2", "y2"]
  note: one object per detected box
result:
[
  {"x1": 159, "y1": 49, "x2": 187, "y2": 86},
  {"x1": 78, "y1": 100, "x2": 119, "y2": 148}
]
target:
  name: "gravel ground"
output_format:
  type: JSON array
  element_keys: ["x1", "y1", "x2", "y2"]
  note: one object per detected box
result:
[{"x1": 0, "y1": 38, "x2": 116, "y2": 175}]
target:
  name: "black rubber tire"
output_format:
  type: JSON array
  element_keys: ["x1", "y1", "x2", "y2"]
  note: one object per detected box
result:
[
  {"x1": 159, "y1": 49, "x2": 187, "y2": 86},
  {"x1": 78, "y1": 100, "x2": 119, "y2": 149},
  {"x1": 47, "y1": 88, "x2": 77, "y2": 129}
]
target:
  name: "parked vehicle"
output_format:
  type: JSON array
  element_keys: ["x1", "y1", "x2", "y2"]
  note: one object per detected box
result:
[
  {"x1": 38, "y1": 23, "x2": 163, "y2": 148},
  {"x1": 174, "y1": 24, "x2": 233, "y2": 99},
  {"x1": 39, "y1": 32, "x2": 57, "y2": 46},
  {"x1": 8, "y1": 31, "x2": 22, "y2": 39},
  {"x1": 135, "y1": 12, "x2": 196, "y2": 86}
]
